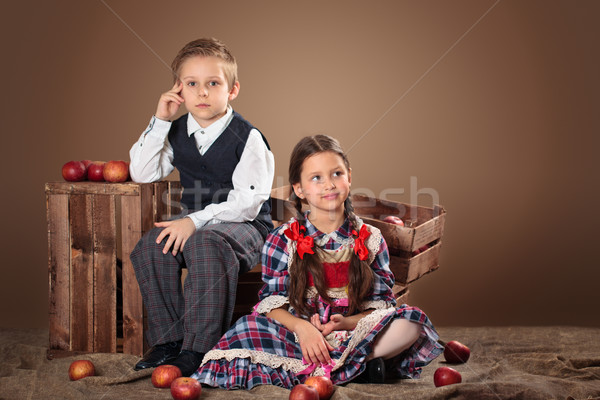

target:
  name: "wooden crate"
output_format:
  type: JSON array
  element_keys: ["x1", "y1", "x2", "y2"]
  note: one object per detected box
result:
[
  {"x1": 269, "y1": 186, "x2": 446, "y2": 293},
  {"x1": 351, "y1": 194, "x2": 446, "y2": 286},
  {"x1": 46, "y1": 181, "x2": 182, "y2": 357}
]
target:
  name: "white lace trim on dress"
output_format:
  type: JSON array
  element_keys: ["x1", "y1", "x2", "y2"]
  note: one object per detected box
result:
[
  {"x1": 201, "y1": 349, "x2": 309, "y2": 374},
  {"x1": 255, "y1": 295, "x2": 289, "y2": 314}
]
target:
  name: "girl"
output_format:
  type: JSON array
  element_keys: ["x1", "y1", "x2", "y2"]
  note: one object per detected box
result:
[{"x1": 192, "y1": 135, "x2": 442, "y2": 388}]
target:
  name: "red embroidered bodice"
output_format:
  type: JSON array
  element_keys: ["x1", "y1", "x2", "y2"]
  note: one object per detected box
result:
[{"x1": 307, "y1": 261, "x2": 350, "y2": 288}]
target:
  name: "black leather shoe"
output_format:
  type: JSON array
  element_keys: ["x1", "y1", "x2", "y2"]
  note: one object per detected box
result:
[
  {"x1": 168, "y1": 350, "x2": 205, "y2": 377},
  {"x1": 353, "y1": 357, "x2": 386, "y2": 384},
  {"x1": 133, "y1": 340, "x2": 182, "y2": 371}
]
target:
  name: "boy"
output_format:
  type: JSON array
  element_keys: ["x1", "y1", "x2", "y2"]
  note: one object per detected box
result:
[{"x1": 128, "y1": 38, "x2": 274, "y2": 376}]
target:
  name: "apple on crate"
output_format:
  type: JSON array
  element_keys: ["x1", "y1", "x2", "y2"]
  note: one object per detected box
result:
[
  {"x1": 103, "y1": 160, "x2": 129, "y2": 182},
  {"x1": 382, "y1": 215, "x2": 404, "y2": 226},
  {"x1": 87, "y1": 161, "x2": 106, "y2": 182},
  {"x1": 170, "y1": 377, "x2": 201, "y2": 400},
  {"x1": 62, "y1": 161, "x2": 87, "y2": 182},
  {"x1": 68, "y1": 359, "x2": 95, "y2": 381},
  {"x1": 412, "y1": 244, "x2": 431, "y2": 256}
]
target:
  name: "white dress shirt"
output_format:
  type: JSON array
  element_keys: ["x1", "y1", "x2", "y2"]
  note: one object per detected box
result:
[{"x1": 129, "y1": 106, "x2": 275, "y2": 230}]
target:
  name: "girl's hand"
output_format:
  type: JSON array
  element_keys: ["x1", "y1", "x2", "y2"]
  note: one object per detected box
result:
[
  {"x1": 155, "y1": 81, "x2": 184, "y2": 121},
  {"x1": 295, "y1": 320, "x2": 334, "y2": 366},
  {"x1": 155, "y1": 217, "x2": 196, "y2": 256},
  {"x1": 311, "y1": 313, "x2": 347, "y2": 336}
]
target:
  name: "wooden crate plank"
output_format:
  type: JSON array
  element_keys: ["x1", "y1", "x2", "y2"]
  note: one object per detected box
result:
[
  {"x1": 153, "y1": 181, "x2": 168, "y2": 224},
  {"x1": 140, "y1": 183, "x2": 156, "y2": 354},
  {"x1": 412, "y1": 213, "x2": 446, "y2": 250},
  {"x1": 47, "y1": 193, "x2": 71, "y2": 351},
  {"x1": 92, "y1": 194, "x2": 117, "y2": 353},
  {"x1": 120, "y1": 194, "x2": 144, "y2": 356},
  {"x1": 140, "y1": 183, "x2": 155, "y2": 234},
  {"x1": 46, "y1": 182, "x2": 141, "y2": 196},
  {"x1": 168, "y1": 181, "x2": 183, "y2": 219},
  {"x1": 405, "y1": 242, "x2": 441, "y2": 283},
  {"x1": 69, "y1": 194, "x2": 94, "y2": 352},
  {"x1": 389, "y1": 242, "x2": 442, "y2": 285},
  {"x1": 389, "y1": 256, "x2": 410, "y2": 285},
  {"x1": 154, "y1": 181, "x2": 183, "y2": 222}
]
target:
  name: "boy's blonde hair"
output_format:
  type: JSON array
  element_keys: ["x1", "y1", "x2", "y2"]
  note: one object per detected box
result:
[{"x1": 171, "y1": 38, "x2": 238, "y2": 89}]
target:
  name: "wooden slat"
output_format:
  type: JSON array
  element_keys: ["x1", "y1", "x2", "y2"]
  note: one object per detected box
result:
[
  {"x1": 92, "y1": 194, "x2": 117, "y2": 353},
  {"x1": 69, "y1": 194, "x2": 94, "y2": 352},
  {"x1": 140, "y1": 183, "x2": 155, "y2": 234},
  {"x1": 389, "y1": 256, "x2": 410, "y2": 285},
  {"x1": 412, "y1": 214, "x2": 446, "y2": 250},
  {"x1": 167, "y1": 180, "x2": 183, "y2": 220},
  {"x1": 120, "y1": 194, "x2": 144, "y2": 356},
  {"x1": 46, "y1": 182, "x2": 141, "y2": 196},
  {"x1": 405, "y1": 242, "x2": 441, "y2": 283},
  {"x1": 153, "y1": 181, "x2": 168, "y2": 223},
  {"x1": 140, "y1": 183, "x2": 157, "y2": 354},
  {"x1": 389, "y1": 241, "x2": 442, "y2": 285},
  {"x1": 47, "y1": 193, "x2": 71, "y2": 351}
]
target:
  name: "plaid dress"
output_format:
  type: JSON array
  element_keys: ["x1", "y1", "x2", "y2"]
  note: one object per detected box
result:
[{"x1": 192, "y1": 216, "x2": 442, "y2": 389}]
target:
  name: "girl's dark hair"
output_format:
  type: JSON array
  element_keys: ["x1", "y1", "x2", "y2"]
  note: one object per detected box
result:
[{"x1": 287, "y1": 135, "x2": 374, "y2": 317}]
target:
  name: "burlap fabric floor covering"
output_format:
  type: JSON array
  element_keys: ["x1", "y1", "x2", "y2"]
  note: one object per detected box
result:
[{"x1": 1, "y1": 326, "x2": 599, "y2": 399}]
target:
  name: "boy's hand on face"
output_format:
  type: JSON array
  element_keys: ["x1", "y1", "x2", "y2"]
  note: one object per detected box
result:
[
  {"x1": 154, "y1": 217, "x2": 196, "y2": 256},
  {"x1": 155, "y1": 81, "x2": 184, "y2": 121}
]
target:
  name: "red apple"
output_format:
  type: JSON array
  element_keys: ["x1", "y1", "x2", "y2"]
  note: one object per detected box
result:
[
  {"x1": 383, "y1": 215, "x2": 404, "y2": 226},
  {"x1": 103, "y1": 160, "x2": 129, "y2": 182},
  {"x1": 68, "y1": 359, "x2": 95, "y2": 381},
  {"x1": 444, "y1": 340, "x2": 471, "y2": 364},
  {"x1": 170, "y1": 377, "x2": 201, "y2": 400},
  {"x1": 289, "y1": 383, "x2": 319, "y2": 400},
  {"x1": 81, "y1": 160, "x2": 93, "y2": 169},
  {"x1": 433, "y1": 366, "x2": 462, "y2": 387},
  {"x1": 412, "y1": 244, "x2": 430, "y2": 256},
  {"x1": 62, "y1": 161, "x2": 87, "y2": 182},
  {"x1": 87, "y1": 161, "x2": 106, "y2": 182},
  {"x1": 151, "y1": 364, "x2": 182, "y2": 388},
  {"x1": 304, "y1": 376, "x2": 334, "y2": 399}
]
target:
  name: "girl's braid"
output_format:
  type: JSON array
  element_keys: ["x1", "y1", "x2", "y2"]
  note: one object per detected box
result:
[
  {"x1": 344, "y1": 196, "x2": 360, "y2": 231},
  {"x1": 290, "y1": 191, "x2": 306, "y2": 224}
]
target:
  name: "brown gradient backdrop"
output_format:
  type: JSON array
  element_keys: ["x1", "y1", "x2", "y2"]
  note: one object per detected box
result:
[{"x1": 1, "y1": 1, "x2": 598, "y2": 329}]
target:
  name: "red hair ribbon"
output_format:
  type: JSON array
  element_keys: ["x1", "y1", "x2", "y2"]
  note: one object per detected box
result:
[
  {"x1": 284, "y1": 221, "x2": 315, "y2": 259},
  {"x1": 352, "y1": 224, "x2": 371, "y2": 261}
]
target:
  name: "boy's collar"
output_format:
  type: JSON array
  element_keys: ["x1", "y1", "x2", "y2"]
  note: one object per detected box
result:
[{"x1": 186, "y1": 105, "x2": 233, "y2": 137}]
